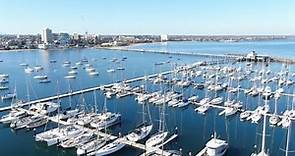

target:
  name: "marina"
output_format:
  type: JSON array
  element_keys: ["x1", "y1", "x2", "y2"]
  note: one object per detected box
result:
[{"x1": 1, "y1": 40, "x2": 295, "y2": 156}]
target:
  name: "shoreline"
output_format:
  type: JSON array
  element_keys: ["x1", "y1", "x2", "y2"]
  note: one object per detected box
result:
[{"x1": 1, "y1": 38, "x2": 294, "y2": 53}]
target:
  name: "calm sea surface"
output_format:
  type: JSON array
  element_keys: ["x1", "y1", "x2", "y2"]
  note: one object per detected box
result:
[{"x1": 0, "y1": 40, "x2": 295, "y2": 156}]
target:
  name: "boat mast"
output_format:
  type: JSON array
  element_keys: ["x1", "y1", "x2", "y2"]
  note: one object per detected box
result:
[
  {"x1": 261, "y1": 99, "x2": 268, "y2": 154},
  {"x1": 56, "y1": 80, "x2": 61, "y2": 131},
  {"x1": 94, "y1": 90, "x2": 98, "y2": 114},
  {"x1": 26, "y1": 77, "x2": 30, "y2": 103},
  {"x1": 68, "y1": 80, "x2": 72, "y2": 108},
  {"x1": 285, "y1": 121, "x2": 292, "y2": 156}
]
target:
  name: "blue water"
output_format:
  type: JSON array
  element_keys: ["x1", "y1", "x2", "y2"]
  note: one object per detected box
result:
[
  {"x1": 0, "y1": 41, "x2": 294, "y2": 156},
  {"x1": 130, "y1": 39, "x2": 295, "y2": 58}
]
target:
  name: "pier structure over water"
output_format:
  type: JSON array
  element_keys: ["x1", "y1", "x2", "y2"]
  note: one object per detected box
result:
[{"x1": 100, "y1": 47, "x2": 295, "y2": 64}]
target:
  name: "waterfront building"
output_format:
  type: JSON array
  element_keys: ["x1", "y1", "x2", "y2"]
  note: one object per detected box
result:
[
  {"x1": 41, "y1": 28, "x2": 52, "y2": 44},
  {"x1": 160, "y1": 34, "x2": 168, "y2": 42}
]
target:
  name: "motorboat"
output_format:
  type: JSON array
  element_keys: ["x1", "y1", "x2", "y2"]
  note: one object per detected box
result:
[
  {"x1": 195, "y1": 134, "x2": 228, "y2": 156},
  {"x1": 29, "y1": 102, "x2": 60, "y2": 115},
  {"x1": 26, "y1": 115, "x2": 48, "y2": 129},
  {"x1": 0, "y1": 109, "x2": 27, "y2": 124}
]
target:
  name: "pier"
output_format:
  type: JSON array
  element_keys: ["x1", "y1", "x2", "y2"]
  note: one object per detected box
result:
[{"x1": 101, "y1": 47, "x2": 295, "y2": 64}]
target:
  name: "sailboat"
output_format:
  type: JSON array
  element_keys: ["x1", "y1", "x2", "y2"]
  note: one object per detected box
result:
[
  {"x1": 60, "y1": 132, "x2": 96, "y2": 149},
  {"x1": 92, "y1": 95, "x2": 126, "y2": 156},
  {"x1": 250, "y1": 100, "x2": 269, "y2": 156},
  {"x1": 127, "y1": 95, "x2": 153, "y2": 142},
  {"x1": 76, "y1": 134, "x2": 107, "y2": 155},
  {"x1": 269, "y1": 98, "x2": 280, "y2": 125},
  {"x1": 76, "y1": 96, "x2": 109, "y2": 155},
  {"x1": 145, "y1": 89, "x2": 168, "y2": 147},
  {"x1": 0, "y1": 89, "x2": 27, "y2": 124},
  {"x1": 35, "y1": 83, "x2": 84, "y2": 146},
  {"x1": 94, "y1": 136, "x2": 126, "y2": 156},
  {"x1": 89, "y1": 97, "x2": 121, "y2": 130}
]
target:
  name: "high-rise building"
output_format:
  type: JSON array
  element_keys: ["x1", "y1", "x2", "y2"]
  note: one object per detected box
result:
[{"x1": 42, "y1": 28, "x2": 52, "y2": 44}]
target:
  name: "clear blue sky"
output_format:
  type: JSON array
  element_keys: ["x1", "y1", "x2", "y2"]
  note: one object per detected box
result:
[{"x1": 0, "y1": 0, "x2": 294, "y2": 35}]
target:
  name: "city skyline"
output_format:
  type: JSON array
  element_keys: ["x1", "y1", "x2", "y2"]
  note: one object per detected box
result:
[{"x1": 0, "y1": 0, "x2": 295, "y2": 35}]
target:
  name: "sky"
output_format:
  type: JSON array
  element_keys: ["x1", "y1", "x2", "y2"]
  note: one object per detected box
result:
[{"x1": 0, "y1": 0, "x2": 294, "y2": 35}]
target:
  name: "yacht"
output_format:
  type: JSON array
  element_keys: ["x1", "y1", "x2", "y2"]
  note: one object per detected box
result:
[
  {"x1": 19, "y1": 63, "x2": 28, "y2": 66},
  {"x1": 60, "y1": 132, "x2": 96, "y2": 148},
  {"x1": 168, "y1": 98, "x2": 180, "y2": 107},
  {"x1": 196, "y1": 134, "x2": 228, "y2": 156},
  {"x1": 188, "y1": 95, "x2": 198, "y2": 103},
  {"x1": 1, "y1": 92, "x2": 16, "y2": 100},
  {"x1": 34, "y1": 65, "x2": 43, "y2": 71},
  {"x1": 177, "y1": 99, "x2": 190, "y2": 108},
  {"x1": 107, "y1": 69, "x2": 115, "y2": 73},
  {"x1": 224, "y1": 107, "x2": 237, "y2": 117},
  {"x1": 63, "y1": 61, "x2": 71, "y2": 67},
  {"x1": 278, "y1": 117, "x2": 291, "y2": 128},
  {"x1": 269, "y1": 115, "x2": 280, "y2": 126},
  {"x1": 76, "y1": 136, "x2": 107, "y2": 155},
  {"x1": 0, "y1": 109, "x2": 27, "y2": 124},
  {"x1": 68, "y1": 70, "x2": 78, "y2": 75},
  {"x1": 39, "y1": 79, "x2": 51, "y2": 83},
  {"x1": 89, "y1": 71, "x2": 99, "y2": 76},
  {"x1": 86, "y1": 67, "x2": 96, "y2": 72},
  {"x1": 210, "y1": 97, "x2": 223, "y2": 105},
  {"x1": 75, "y1": 113, "x2": 97, "y2": 126},
  {"x1": 0, "y1": 78, "x2": 9, "y2": 84},
  {"x1": 26, "y1": 115, "x2": 48, "y2": 129},
  {"x1": 197, "y1": 97, "x2": 211, "y2": 106},
  {"x1": 90, "y1": 112, "x2": 121, "y2": 130},
  {"x1": 94, "y1": 137, "x2": 126, "y2": 156},
  {"x1": 29, "y1": 102, "x2": 60, "y2": 115},
  {"x1": 195, "y1": 104, "x2": 210, "y2": 114},
  {"x1": 0, "y1": 86, "x2": 9, "y2": 90},
  {"x1": 145, "y1": 131, "x2": 168, "y2": 147},
  {"x1": 64, "y1": 75, "x2": 76, "y2": 79},
  {"x1": 240, "y1": 111, "x2": 251, "y2": 120},
  {"x1": 24, "y1": 67, "x2": 34, "y2": 74},
  {"x1": 126, "y1": 124, "x2": 153, "y2": 142},
  {"x1": 35, "y1": 125, "x2": 84, "y2": 146},
  {"x1": 33, "y1": 75, "x2": 48, "y2": 80}
]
